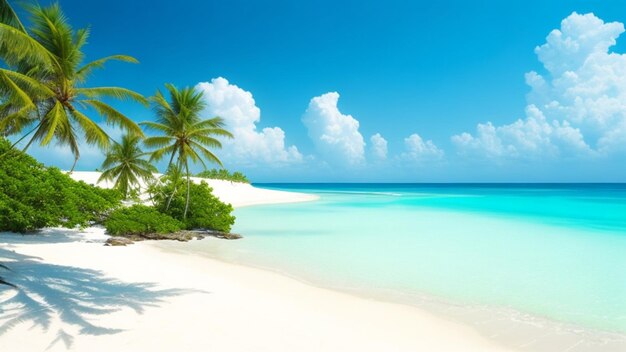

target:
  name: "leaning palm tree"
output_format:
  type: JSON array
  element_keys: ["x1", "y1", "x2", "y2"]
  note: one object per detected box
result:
[
  {"x1": 98, "y1": 134, "x2": 157, "y2": 199},
  {"x1": 141, "y1": 84, "x2": 233, "y2": 219},
  {"x1": 0, "y1": 1, "x2": 146, "y2": 170}
]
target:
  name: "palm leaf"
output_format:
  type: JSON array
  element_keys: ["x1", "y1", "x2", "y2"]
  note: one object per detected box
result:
[
  {"x1": 191, "y1": 141, "x2": 224, "y2": 167},
  {"x1": 82, "y1": 100, "x2": 143, "y2": 136},
  {"x1": 148, "y1": 144, "x2": 176, "y2": 162},
  {"x1": 76, "y1": 87, "x2": 148, "y2": 106},
  {"x1": 143, "y1": 136, "x2": 174, "y2": 148},
  {"x1": 0, "y1": 70, "x2": 36, "y2": 109},
  {"x1": 0, "y1": 23, "x2": 56, "y2": 67},
  {"x1": 0, "y1": 0, "x2": 26, "y2": 32},
  {"x1": 75, "y1": 55, "x2": 138, "y2": 81},
  {"x1": 40, "y1": 101, "x2": 64, "y2": 145},
  {"x1": 69, "y1": 109, "x2": 110, "y2": 148},
  {"x1": 140, "y1": 121, "x2": 173, "y2": 134},
  {"x1": 0, "y1": 68, "x2": 55, "y2": 98}
]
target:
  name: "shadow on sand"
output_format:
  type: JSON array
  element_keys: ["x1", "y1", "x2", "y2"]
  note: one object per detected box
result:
[{"x1": 0, "y1": 247, "x2": 197, "y2": 350}]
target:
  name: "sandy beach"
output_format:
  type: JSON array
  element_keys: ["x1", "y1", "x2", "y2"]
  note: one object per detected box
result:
[
  {"x1": 0, "y1": 173, "x2": 511, "y2": 352},
  {"x1": 68, "y1": 171, "x2": 319, "y2": 207},
  {"x1": 2, "y1": 2, "x2": 626, "y2": 350}
]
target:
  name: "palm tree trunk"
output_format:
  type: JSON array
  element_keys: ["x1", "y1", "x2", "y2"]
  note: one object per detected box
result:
[
  {"x1": 21, "y1": 131, "x2": 38, "y2": 153},
  {"x1": 69, "y1": 155, "x2": 79, "y2": 173},
  {"x1": 165, "y1": 161, "x2": 182, "y2": 211},
  {"x1": 166, "y1": 150, "x2": 176, "y2": 172},
  {"x1": 165, "y1": 187, "x2": 176, "y2": 210},
  {"x1": 10, "y1": 122, "x2": 39, "y2": 149},
  {"x1": 183, "y1": 162, "x2": 191, "y2": 220}
]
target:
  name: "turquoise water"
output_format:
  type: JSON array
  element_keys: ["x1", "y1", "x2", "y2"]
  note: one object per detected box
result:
[{"x1": 188, "y1": 184, "x2": 626, "y2": 338}]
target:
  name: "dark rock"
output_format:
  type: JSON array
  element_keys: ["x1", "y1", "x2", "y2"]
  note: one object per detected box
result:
[
  {"x1": 104, "y1": 237, "x2": 135, "y2": 246},
  {"x1": 216, "y1": 232, "x2": 242, "y2": 240},
  {"x1": 188, "y1": 229, "x2": 242, "y2": 240},
  {"x1": 104, "y1": 229, "x2": 242, "y2": 246}
]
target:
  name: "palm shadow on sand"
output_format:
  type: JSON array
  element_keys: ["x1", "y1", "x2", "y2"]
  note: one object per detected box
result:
[{"x1": 0, "y1": 248, "x2": 199, "y2": 350}]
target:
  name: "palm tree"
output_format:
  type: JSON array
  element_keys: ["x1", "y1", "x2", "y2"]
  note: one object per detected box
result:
[
  {"x1": 0, "y1": 1, "x2": 146, "y2": 170},
  {"x1": 98, "y1": 134, "x2": 157, "y2": 199},
  {"x1": 141, "y1": 84, "x2": 233, "y2": 219}
]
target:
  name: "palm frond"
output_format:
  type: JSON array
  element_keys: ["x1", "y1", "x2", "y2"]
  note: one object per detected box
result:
[
  {"x1": 0, "y1": 104, "x2": 36, "y2": 135},
  {"x1": 82, "y1": 100, "x2": 143, "y2": 136},
  {"x1": 0, "y1": 23, "x2": 56, "y2": 68},
  {"x1": 0, "y1": 70, "x2": 36, "y2": 109},
  {"x1": 189, "y1": 127, "x2": 233, "y2": 140},
  {"x1": 143, "y1": 136, "x2": 174, "y2": 148},
  {"x1": 0, "y1": 0, "x2": 26, "y2": 32},
  {"x1": 139, "y1": 121, "x2": 173, "y2": 134},
  {"x1": 190, "y1": 134, "x2": 223, "y2": 149},
  {"x1": 76, "y1": 87, "x2": 148, "y2": 106},
  {"x1": 75, "y1": 55, "x2": 138, "y2": 81},
  {"x1": 40, "y1": 101, "x2": 64, "y2": 145},
  {"x1": 148, "y1": 144, "x2": 176, "y2": 162},
  {"x1": 0, "y1": 68, "x2": 55, "y2": 98},
  {"x1": 191, "y1": 141, "x2": 224, "y2": 167},
  {"x1": 69, "y1": 109, "x2": 110, "y2": 148}
]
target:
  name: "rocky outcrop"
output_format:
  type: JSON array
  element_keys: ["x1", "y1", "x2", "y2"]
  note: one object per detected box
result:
[
  {"x1": 104, "y1": 229, "x2": 242, "y2": 246},
  {"x1": 104, "y1": 237, "x2": 135, "y2": 246}
]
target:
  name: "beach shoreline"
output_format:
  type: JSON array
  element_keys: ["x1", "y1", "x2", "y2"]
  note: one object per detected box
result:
[
  {"x1": 0, "y1": 228, "x2": 513, "y2": 352},
  {"x1": 0, "y1": 178, "x2": 514, "y2": 352},
  {"x1": 68, "y1": 171, "x2": 320, "y2": 208}
]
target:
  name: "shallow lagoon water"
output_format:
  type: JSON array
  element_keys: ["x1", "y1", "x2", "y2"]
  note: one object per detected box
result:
[{"x1": 184, "y1": 184, "x2": 626, "y2": 349}]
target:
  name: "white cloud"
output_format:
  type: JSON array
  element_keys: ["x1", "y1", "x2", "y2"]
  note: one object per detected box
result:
[
  {"x1": 453, "y1": 12, "x2": 626, "y2": 158},
  {"x1": 369, "y1": 133, "x2": 388, "y2": 160},
  {"x1": 452, "y1": 105, "x2": 591, "y2": 158},
  {"x1": 195, "y1": 77, "x2": 302, "y2": 167},
  {"x1": 302, "y1": 92, "x2": 365, "y2": 166},
  {"x1": 401, "y1": 133, "x2": 444, "y2": 161}
]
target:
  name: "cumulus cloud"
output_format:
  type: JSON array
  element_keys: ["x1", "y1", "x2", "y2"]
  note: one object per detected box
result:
[
  {"x1": 453, "y1": 12, "x2": 626, "y2": 158},
  {"x1": 369, "y1": 133, "x2": 388, "y2": 160},
  {"x1": 195, "y1": 77, "x2": 302, "y2": 167},
  {"x1": 401, "y1": 133, "x2": 444, "y2": 161},
  {"x1": 452, "y1": 105, "x2": 591, "y2": 158},
  {"x1": 302, "y1": 92, "x2": 365, "y2": 166}
]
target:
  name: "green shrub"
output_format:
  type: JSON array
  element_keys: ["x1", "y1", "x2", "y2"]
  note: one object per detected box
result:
[
  {"x1": 0, "y1": 139, "x2": 122, "y2": 233},
  {"x1": 104, "y1": 205, "x2": 184, "y2": 236},
  {"x1": 148, "y1": 176, "x2": 235, "y2": 232},
  {"x1": 196, "y1": 168, "x2": 249, "y2": 183}
]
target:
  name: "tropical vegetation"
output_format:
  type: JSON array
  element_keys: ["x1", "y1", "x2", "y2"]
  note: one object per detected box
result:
[
  {"x1": 196, "y1": 168, "x2": 250, "y2": 183},
  {"x1": 0, "y1": 0, "x2": 146, "y2": 170},
  {"x1": 0, "y1": 1, "x2": 238, "y2": 242},
  {"x1": 104, "y1": 205, "x2": 184, "y2": 237},
  {"x1": 99, "y1": 134, "x2": 156, "y2": 199},
  {"x1": 0, "y1": 138, "x2": 122, "y2": 233},
  {"x1": 148, "y1": 174, "x2": 235, "y2": 233},
  {"x1": 142, "y1": 84, "x2": 233, "y2": 219}
]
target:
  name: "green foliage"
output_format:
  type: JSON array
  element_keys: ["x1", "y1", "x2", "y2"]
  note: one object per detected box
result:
[
  {"x1": 196, "y1": 168, "x2": 250, "y2": 183},
  {"x1": 148, "y1": 175, "x2": 235, "y2": 232},
  {"x1": 99, "y1": 133, "x2": 156, "y2": 199},
  {"x1": 0, "y1": 138, "x2": 121, "y2": 233},
  {"x1": 141, "y1": 84, "x2": 233, "y2": 218},
  {"x1": 0, "y1": 1, "x2": 145, "y2": 169},
  {"x1": 104, "y1": 205, "x2": 183, "y2": 237}
]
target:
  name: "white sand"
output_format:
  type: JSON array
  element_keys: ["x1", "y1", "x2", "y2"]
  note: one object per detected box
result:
[
  {"x1": 0, "y1": 175, "x2": 512, "y2": 352},
  {"x1": 68, "y1": 171, "x2": 318, "y2": 207}
]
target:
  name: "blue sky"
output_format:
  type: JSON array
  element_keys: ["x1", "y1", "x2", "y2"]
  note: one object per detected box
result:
[{"x1": 16, "y1": 0, "x2": 626, "y2": 182}]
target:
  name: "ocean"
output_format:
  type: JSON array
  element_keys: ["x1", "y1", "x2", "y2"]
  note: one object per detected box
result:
[{"x1": 184, "y1": 184, "x2": 626, "y2": 350}]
